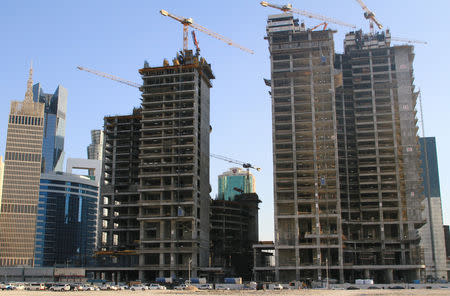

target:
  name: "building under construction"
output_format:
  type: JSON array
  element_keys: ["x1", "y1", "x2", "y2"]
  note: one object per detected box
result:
[
  {"x1": 95, "y1": 50, "x2": 214, "y2": 282},
  {"x1": 264, "y1": 13, "x2": 425, "y2": 283}
]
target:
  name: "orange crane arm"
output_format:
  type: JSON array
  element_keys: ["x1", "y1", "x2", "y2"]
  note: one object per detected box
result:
[
  {"x1": 260, "y1": 1, "x2": 356, "y2": 28},
  {"x1": 160, "y1": 9, "x2": 254, "y2": 54},
  {"x1": 77, "y1": 66, "x2": 141, "y2": 88}
]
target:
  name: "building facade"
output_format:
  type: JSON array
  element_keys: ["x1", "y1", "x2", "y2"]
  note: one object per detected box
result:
[
  {"x1": 96, "y1": 51, "x2": 214, "y2": 282},
  {"x1": 266, "y1": 13, "x2": 425, "y2": 283},
  {"x1": 0, "y1": 156, "x2": 4, "y2": 208},
  {"x1": 210, "y1": 193, "x2": 260, "y2": 280},
  {"x1": 87, "y1": 130, "x2": 104, "y2": 161},
  {"x1": 418, "y1": 137, "x2": 447, "y2": 281},
  {"x1": 137, "y1": 50, "x2": 213, "y2": 280},
  {"x1": 34, "y1": 172, "x2": 99, "y2": 267},
  {"x1": 267, "y1": 13, "x2": 343, "y2": 283},
  {"x1": 32, "y1": 83, "x2": 67, "y2": 173},
  {"x1": 0, "y1": 66, "x2": 45, "y2": 266},
  {"x1": 218, "y1": 167, "x2": 255, "y2": 201},
  {"x1": 97, "y1": 109, "x2": 142, "y2": 281}
]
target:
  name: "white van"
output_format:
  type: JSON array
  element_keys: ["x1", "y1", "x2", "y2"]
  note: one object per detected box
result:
[{"x1": 25, "y1": 283, "x2": 46, "y2": 291}]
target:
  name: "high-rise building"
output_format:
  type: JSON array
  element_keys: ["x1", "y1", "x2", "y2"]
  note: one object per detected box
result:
[
  {"x1": 33, "y1": 83, "x2": 67, "y2": 173},
  {"x1": 0, "y1": 66, "x2": 45, "y2": 266},
  {"x1": 0, "y1": 156, "x2": 4, "y2": 208},
  {"x1": 265, "y1": 13, "x2": 425, "y2": 283},
  {"x1": 418, "y1": 137, "x2": 447, "y2": 281},
  {"x1": 0, "y1": 156, "x2": 4, "y2": 206},
  {"x1": 34, "y1": 171, "x2": 99, "y2": 267},
  {"x1": 218, "y1": 167, "x2": 255, "y2": 201},
  {"x1": 266, "y1": 13, "x2": 343, "y2": 283},
  {"x1": 137, "y1": 50, "x2": 213, "y2": 280},
  {"x1": 96, "y1": 51, "x2": 214, "y2": 282},
  {"x1": 87, "y1": 130, "x2": 104, "y2": 161},
  {"x1": 96, "y1": 109, "x2": 141, "y2": 281}
]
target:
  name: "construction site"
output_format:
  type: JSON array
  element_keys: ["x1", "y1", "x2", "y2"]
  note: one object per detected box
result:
[
  {"x1": 72, "y1": 1, "x2": 442, "y2": 286},
  {"x1": 257, "y1": 0, "x2": 428, "y2": 284}
]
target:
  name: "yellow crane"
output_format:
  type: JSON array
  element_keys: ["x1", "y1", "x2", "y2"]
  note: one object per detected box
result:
[
  {"x1": 355, "y1": 0, "x2": 382, "y2": 34},
  {"x1": 77, "y1": 66, "x2": 141, "y2": 89},
  {"x1": 160, "y1": 9, "x2": 254, "y2": 54},
  {"x1": 260, "y1": 1, "x2": 356, "y2": 29},
  {"x1": 354, "y1": 1, "x2": 427, "y2": 44}
]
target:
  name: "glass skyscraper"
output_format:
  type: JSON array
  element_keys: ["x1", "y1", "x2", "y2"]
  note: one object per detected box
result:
[
  {"x1": 33, "y1": 83, "x2": 67, "y2": 173},
  {"x1": 218, "y1": 167, "x2": 255, "y2": 201},
  {"x1": 34, "y1": 173, "x2": 99, "y2": 267}
]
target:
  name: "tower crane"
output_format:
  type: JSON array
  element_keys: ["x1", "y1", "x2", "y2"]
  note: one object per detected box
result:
[
  {"x1": 77, "y1": 66, "x2": 141, "y2": 89},
  {"x1": 353, "y1": 1, "x2": 427, "y2": 45},
  {"x1": 211, "y1": 153, "x2": 260, "y2": 194},
  {"x1": 390, "y1": 36, "x2": 427, "y2": 45},
  {"x1": 260, "y1": 1, "x2": 356, "y2": 29},
  {"x1": 354, "y1": 0, "x2": 382, "y2": 34},
  {"x1": 160, "y1": 9, "x2": 254, "y2": 54}
]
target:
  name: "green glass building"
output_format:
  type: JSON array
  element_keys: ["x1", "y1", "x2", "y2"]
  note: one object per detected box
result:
[{"x1": 218, "y1": 168, "x2": 255, "y2": 201}]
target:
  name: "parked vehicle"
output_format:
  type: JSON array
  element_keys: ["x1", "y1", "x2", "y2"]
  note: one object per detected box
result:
[
  {"x1": 273, "y1": 283, "x2": 283, "y2": 290},
  {"x1": 25, "y1": 282, "x2": 46, "y2": 291},
  {"x1": 49, "y1": 284, "x2": 70, "y2": 291},
  {"x1": 148, "y1": 283, "x2": 166, "y2": 290},
  {"x1": 130, "y1": 284, "x2": 148, "y2": 291},
  {"x1": 198, "y1": 284, "x2": 213, "y2": 290},
  {"x1": 174, "y1": 284, "x2": 187, "y2": 290}
]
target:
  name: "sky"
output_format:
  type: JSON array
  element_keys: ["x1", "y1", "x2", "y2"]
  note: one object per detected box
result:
[{"x1": 1, "y1": 0, "x2": 449, "y2": 241}]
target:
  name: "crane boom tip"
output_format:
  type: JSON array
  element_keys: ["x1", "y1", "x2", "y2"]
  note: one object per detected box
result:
[{"x1": 160, "y1": 9, "x2": 169, "y2": 16}]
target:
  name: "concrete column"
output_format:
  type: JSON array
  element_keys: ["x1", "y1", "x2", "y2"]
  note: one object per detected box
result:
[
  {"x1": 139, "y1": 270, "x2": 144, "y2": 282},
  {"x1": 364, "y1": 269, "x2": 370, "y2": 279}
]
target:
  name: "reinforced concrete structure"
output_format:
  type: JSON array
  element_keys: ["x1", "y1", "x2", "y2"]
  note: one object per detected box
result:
[
  {"x1": 137, "y1": 50, "x2": 213, "y2": 280},
  {"x1": 265, "y1": 13, "x2": 425, "y2": 283},
  {"x1": 97, "y1": 108, "x2": 142, "y2": 281},
  {"x1": 218, "y1": 167, "x2": 255, "y2": 201},
  {"x1": 418, "y1": 137, "x2": 447, "y2": 281},
  {"x1": 210, "y1": 193, "x2": 260, "y2": 280},
  {"x1": 267, "y1": 13, "x2": 343, "y2": 283},
  {"x1": 0, "y1": 66, "x2": 45, "y2": 266},
  {"x1": 96, "y1": 50, "x2": 214, "y2": 283}
]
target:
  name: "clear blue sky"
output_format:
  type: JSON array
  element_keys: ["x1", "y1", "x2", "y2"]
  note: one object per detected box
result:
[{"x1": 1, "y1": 1, "x2": 449, "y2": 241}]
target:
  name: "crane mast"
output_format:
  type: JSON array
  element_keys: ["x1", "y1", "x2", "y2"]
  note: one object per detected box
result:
[
  {"x1": 260, "y1": 1, "x2": 356, "y2": 29},
  {"x1": 160, "y1": 9, "x2": 254, "y2": 54}
]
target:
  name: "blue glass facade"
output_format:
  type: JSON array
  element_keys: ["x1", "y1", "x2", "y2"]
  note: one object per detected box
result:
[
  {"x1": 419, "y1": 137, "x2": 441, "y2": 198},
  {"x1": 34, "y1": 173, "x2": 98, "y2": 267},
  {"x1": 33, "y1": 83, "x2": 67, "y2": 173}
]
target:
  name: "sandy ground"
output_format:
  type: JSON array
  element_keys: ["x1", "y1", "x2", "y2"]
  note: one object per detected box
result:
[{"x1": 2, "y1": 289, "x2": 450, "y2": 296}]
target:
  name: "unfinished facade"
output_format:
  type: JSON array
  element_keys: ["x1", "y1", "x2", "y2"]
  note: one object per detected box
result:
[
  {"x1": 266, "y1": 13, "x2": 425, "y2": 283},
  {"x1": 137, "y1": 50, "x2": 213, "y2": 280},
  {"x1": 210, "y1": 193, "x2": 260, "y2": 280},
  {"x1": 267, "y1": 13, "x2": 343, "y2": 283},
  {"x1": 337, "y1": 30, "x2": 425, "y2": 283},
  {"x1": 96, "y1": 108, "x2": 141, "y2": 281}
]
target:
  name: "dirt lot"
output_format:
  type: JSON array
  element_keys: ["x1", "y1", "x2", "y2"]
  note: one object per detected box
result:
[{"x1": 3, "y1": 289, "x2": 450, "y2": 296}]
